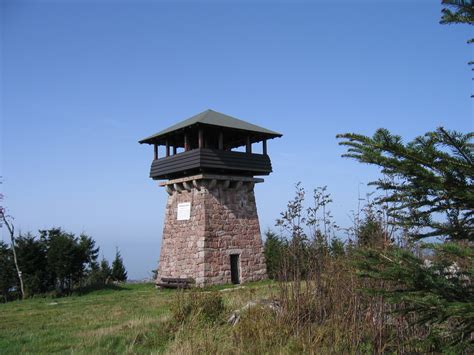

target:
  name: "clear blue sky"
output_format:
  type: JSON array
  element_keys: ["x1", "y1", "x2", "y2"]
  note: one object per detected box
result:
[{"x1": 1, "y1": 0, "x2": 472, "y2": 279}]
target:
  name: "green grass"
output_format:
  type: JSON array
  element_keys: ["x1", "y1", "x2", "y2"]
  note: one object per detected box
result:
[{"x1": 0, "y1": 281, "x2": 276, "y2": 354}]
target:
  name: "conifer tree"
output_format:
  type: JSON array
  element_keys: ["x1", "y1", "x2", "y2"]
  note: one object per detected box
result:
[
  {"x1": 338, "y1": 128, "x2": 473, "y2": 241},
  {"x1": 111, "y1": 248, "x2": 127, "y2": 282},
  {"x1": 100, "y1": 258, "x2": 112, "y2": 285},
  {"x1": 0, "y1": 242, "x2": 16, "y2": 302},
  {"x1": 440, "y1": 0, "x2": 474, "y2": 96},
  {"x1": 263, "y1": 230, "x2": 286, "y2": 280},
  {"x1": 337, "y1": 128, "x2": 473, "y2": 351},
  {"x1": 441, "y1": 0, "x2": 474, "y2": 37}
]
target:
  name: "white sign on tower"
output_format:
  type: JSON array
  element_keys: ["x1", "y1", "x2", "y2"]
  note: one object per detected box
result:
[{"x1": 177, "y1": 202, "x2": 191, "y2": 221}]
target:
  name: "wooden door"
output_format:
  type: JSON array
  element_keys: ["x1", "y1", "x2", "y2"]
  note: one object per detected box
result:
[{"x1": 230, "y1": 254, "x2": 240, "y2": 284}]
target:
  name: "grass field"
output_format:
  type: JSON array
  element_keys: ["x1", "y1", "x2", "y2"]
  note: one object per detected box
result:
[{"x1": 0, "y1": 281, "x2": 277, "y2": 354}]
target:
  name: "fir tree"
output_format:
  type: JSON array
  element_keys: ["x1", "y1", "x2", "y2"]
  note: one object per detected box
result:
[
  {"x1": 337, "y1": 128, "x2": 473, "y2": 352},
  {"x1": 441, "y1": 0, "x2": 474, "y2": 37},
  {"x1": 338, "y1": 128, "x2": 473, "y2": 241},
  {"x1": 263, "y1": 230, "x2": 286, "y2": 280},
  {"x1": 111, "y1": 248, "x2": 127, "y2": 282},
  {"x1": 100, "y1": 258, "x2": 112, "y2": 285},
  {"x1": 355, "y1": 198, "x2": 388, "y2": 248},
  {"x1": 0, "y1": 242, "x2": 16, "y2": 302},
  {"x1": 440, "y1": 0, "x2": 474, "y2": 96}
]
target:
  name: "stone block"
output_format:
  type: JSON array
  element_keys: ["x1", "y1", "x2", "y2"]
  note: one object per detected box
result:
[{"x1": 156, "y1": 182, "x2": 267, "y2": 286}]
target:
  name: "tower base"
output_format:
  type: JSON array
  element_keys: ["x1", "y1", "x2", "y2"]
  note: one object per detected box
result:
[{"x1": 156, "y1": 174, "x2": 267, "y2": 287}]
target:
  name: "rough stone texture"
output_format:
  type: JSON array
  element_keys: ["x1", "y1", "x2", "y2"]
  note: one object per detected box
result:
[{"x1": 156, "y1": 179, "x2": 267, "y2": 286}]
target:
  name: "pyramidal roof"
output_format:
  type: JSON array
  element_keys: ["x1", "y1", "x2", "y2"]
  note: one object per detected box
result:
[{"x1": 139, "y1": 109, "x2": 282, "y2": 144}]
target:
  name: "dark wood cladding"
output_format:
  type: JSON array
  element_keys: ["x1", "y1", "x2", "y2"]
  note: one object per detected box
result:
[{"x1": 150, "y1": 148, "x2": 272, "y2": 179}]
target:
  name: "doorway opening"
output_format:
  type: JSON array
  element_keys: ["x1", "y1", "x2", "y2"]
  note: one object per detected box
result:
[{"x1": 230, "y1": 254, "x2": 240, "y2": 284}]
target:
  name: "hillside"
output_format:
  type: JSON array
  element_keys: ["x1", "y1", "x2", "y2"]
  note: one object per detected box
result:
[{"x1": 0, "y1": 282, "x2": 276, "y2": 354}]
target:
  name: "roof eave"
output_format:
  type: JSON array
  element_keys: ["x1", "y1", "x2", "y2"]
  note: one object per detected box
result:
[{"x1": 139, "y1": 123, "x2": 282, "y2": 145}]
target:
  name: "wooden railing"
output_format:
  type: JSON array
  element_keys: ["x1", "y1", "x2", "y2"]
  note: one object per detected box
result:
[{"x1": 149, "y1": 148, "x2": 272, "y2": 179}]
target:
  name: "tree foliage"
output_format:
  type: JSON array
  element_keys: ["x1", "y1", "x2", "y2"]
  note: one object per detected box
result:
[
  {"x1": 338, "y1": 128, "x2": 473, "y2": 351},
  {"x1": 337, "y1": 128, "x2": 473, "y2": 241},
  {"x1": 263, "y1": 230, "x2": 285, "y2": 280},
  {"x1": 440, "y1": 0, "x2": 474, "y2": 97},
  {"x1": 441, "y1": 0, "x2": 474, "y2": 34},
  {"x1": 100, "y1": 258, "x2": 113, "y2": 284},
  {"x1": 355, "y1": 196, "x2": 390, "y2": 248},
  {"x1": 16, "y1": 233, "x2": 49, "y2": 295},
  {"x1": 41, "y1": 228, "x2": 100, "y2": 294},
  {"x1": 111, "y1": 248, "x2": 127, "y2": 282},
  {"x1": 0, "y1": 228, "x2": 122, "y2": 301},
  {"x1": 357, "y1": 242, "x2": 473, "y2": 351},
  {"x1": 0, "y1": 241, "x2": 17, "y2": 302}
]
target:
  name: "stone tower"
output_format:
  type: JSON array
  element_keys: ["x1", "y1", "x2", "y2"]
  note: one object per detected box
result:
[{"x1": 139, "y1": 109, "x2": 282, "y2": 287}]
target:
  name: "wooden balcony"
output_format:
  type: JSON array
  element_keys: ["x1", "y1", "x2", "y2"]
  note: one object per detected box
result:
[{"x1": 149, "y1": 148, "x2": 273, "y2": 180}]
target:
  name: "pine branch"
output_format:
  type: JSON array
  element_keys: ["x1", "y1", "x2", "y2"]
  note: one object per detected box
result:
[{"x1": 438, "y1": 127, "x2": 474, "y2": 165}]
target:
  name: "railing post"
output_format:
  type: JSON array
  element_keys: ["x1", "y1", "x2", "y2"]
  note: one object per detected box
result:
[
  {"x1": 198, "y1": 128, "x2": 204, "y2": 149},
  {"x1": 154, "y1": 144, "x2": 158, "y2": 160},
  {"x1": 184, "y1": 133, "x2": 189, "y2": 151},
  {"x1": 246, "y1": 136, "x2": 252, "y2": 154},
  {"x1": 218, "y1": 131, "x2": 224, "y2": 150},
  {"x1": 262, "y1": 139, "x2": 267, "y2": 155},
  {"x1": 166, "y1": 140, "x2": 170, "y2": 157}
]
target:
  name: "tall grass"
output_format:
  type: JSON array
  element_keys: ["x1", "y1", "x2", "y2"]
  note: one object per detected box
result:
[
  {"x1": 229, "y1": 183, "x2": 433, "y2": 353},
  {"x1": 273, "y1": 254, "x2": 427, "y2": 353},
  {"x1": 163, "y1": 255, "x2": 429, "y2": 353}
]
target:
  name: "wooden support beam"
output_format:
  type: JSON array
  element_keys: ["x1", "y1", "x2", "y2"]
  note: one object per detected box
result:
[
  {"x1": 262, "y1": 139, "x2": 267, "y2": 155},
  {"x1": 218, "y1": 131, "x2": 224, "y2": 150},
  {"x1": 208, "y1": 179, "x2": 217, "y2": 190},
  {"x1": 173, "y1": 145, "x2": 177, "y2": 155},
  {"x1": 246, "y1": 136, "x2": 252, "y2": 154},
  {"x1": 154, "y1": 144, "x2": 158, "y2": 160},
  {"x1": 184, "y1": 133, "x2": 189, "y2": 151},
  {"x1": 198, "y1": 128, "x2": 204, "y2": 149},
  {"x1": 159, "y1": 174, "x2": 264, "y2": 187},
  {"x1": 166, "y1": 140, "x2": 170, "y2": 157}
]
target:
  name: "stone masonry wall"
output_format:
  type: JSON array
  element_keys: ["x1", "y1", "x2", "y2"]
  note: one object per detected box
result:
[{"x1": 156, "y1": 178, "x2": 267, "y2": 286}]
